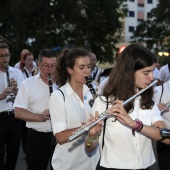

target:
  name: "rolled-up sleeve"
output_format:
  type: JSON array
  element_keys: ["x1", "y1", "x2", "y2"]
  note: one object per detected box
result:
[{"x1": 49, "y1": 90, "x2": 67, "y2": 135}]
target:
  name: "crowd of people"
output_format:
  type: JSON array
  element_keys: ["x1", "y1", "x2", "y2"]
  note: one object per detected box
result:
[{"x1": 1, "y1": 39, "x2": 170, "y2": 170}]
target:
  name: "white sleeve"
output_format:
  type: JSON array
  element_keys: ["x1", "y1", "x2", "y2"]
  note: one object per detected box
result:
[
  {"x1": 49, "y1": 90, "x2": 67, "y2": 134},
  {"x1": 13, "y1": 81, "x2": 29, "y2": 109},
  {"x1": 153, "y1": 86, "x2": 162, "y2": 104},
  {"x1": 157, "y1": 67, "x2": 165, "y2": 82}
]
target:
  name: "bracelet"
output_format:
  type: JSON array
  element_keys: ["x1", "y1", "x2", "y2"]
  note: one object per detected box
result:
[
  {"x1": 86, "y1": 134, "x2": 99, "y2": 147},
  {"x1": 132, "y1": 118, "x2": 143, "y2": 136}
]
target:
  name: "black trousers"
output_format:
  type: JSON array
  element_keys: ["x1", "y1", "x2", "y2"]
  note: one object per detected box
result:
[
  {"x1": 0, "y1": 113, "x2": 22, "y2": 170},
  {"x1": 26, "y1": 128, "x2": 52, "y2": 170},
  {"x1": 157, "y1": 141, "x2": 170, "y2": 170}
]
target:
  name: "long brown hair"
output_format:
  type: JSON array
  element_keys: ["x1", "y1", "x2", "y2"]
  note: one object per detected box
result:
[{"x1": 103, "y1": 44, "x2": 156, "y2": 113}]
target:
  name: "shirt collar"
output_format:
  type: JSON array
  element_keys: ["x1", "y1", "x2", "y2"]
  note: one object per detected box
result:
[{"x1": 64, "y1": 81, "x2": 90, "y2": 97}]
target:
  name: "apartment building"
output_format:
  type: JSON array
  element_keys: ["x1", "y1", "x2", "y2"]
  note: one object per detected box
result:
[{"x1": 124, "y1": 0, "x2": 158, "y2": 43}]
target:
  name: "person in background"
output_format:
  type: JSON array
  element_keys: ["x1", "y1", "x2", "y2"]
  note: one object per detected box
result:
[
  {"x1": 156, "y1": 58, "x2": 170, "y2": 86},
  {"x1": 13, "y1": 49, "x2": 58, "y2": 170},
  {"x1": 49, "y1": 47, "x2": 100, "y2": 170},
  {"x1": 0, "y1": 43, "x2": 24, "y2": 170},
  {"x1": 153, "y1": 79, "x2": 170, "y2": 170},
  {"x1": 19, "y1": 52, "x2": 38, "y2": 79},
  {"x1": 18, "y1": 51, "x2": 38, "y2": 159},
  {"x1": 155, "y1": 63, "x2": 161, "y2": 70},
  {"x1": 89, "y1": 52, "x2": 102, "y2": 83},
  {"x1": 85, "y1": 44, "x2": 170, "y2": 170},
  {"x1": 99, "y1": 68, "x2": 112, "y2": 83},
  {"x1": 14, "y1": 49, "x2": 38, "y2": 70}
]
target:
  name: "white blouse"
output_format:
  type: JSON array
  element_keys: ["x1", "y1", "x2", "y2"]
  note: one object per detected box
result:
[
  {"x1": 153, "y1": 80, "x2": 170, "y2": 129},
  {"x1": 49, "y1": 82, "x2": 100, "y2": 170},
  {"x1": 92, "y1": 95, "x2": 163, "y2": 169}
]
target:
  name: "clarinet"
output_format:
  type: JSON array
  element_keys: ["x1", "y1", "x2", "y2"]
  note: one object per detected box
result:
[
  {"x1": 48, "y1": 74, "x2": 53, "y2": 95},
  {"x1": 68, "y1": 80, "x2": 158, "y2": 142},
  {"x1": 5, "y1": 64, "x2": 16, "y2": 102},
  {"x1": 85, "y1": 77, "x2": 98, "y2": 107}
]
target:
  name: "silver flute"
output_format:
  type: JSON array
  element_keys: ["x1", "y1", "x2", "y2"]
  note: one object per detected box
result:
[{"x1": 68, "y1": 79, "x2": 158, "y2": 142}]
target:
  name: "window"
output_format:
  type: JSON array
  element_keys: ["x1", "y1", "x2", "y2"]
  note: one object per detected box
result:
[
  {"x1": 129, "y1": 26, "x2": 135, "y2": 32},
  {"x1": 138, "y1": 4, "x2": 144, "y2": 7},
  {"x1": 129, "y1": 11, "x2": 135, "y2": 17},
  {"x1": 137, "y1": 19, "x2": 144, "y2": 22},
  {"x1": 147, "y1": 0, "x2": 153, "y2": 4}
]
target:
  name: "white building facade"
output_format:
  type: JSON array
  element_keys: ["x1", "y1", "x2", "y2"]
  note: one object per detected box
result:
[{"x1": 124, "y1": 0, "x2": 158, "y2": 42}]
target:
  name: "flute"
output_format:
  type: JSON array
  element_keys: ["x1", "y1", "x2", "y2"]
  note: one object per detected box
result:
[{"x1": 68, "y1": 80, "x2": 158, "y2": 142}]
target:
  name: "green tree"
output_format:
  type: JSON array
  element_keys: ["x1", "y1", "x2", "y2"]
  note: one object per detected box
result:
[
  {"x1": 131, "y1": 0, "x2": 170, "y2": 53},
  {"x1": 0, "y1": 0, "x2": 127, "y2": 65}
]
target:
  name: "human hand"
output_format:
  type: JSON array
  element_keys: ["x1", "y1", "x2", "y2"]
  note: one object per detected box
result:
[
  {"x1": 40, "y1": 109, "x2": 50, "y2": 122},
  {"x1": 1, "y1": 87, "x2": 14, "y2": 99},
  {"x1": 9, "y1": 78, "x2": 17, "y2": 91},
  {"x1": 107, "y1": 99, "x2": 135, "y2": 129},
  {"x1": 88, "y1": 111, "x2": 103, "y2": 137},
  {"x1": 158, "y1": 103, "x2": 169, "y2": 112}
]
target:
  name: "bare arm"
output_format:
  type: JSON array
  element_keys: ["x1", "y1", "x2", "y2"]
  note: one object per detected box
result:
[
  {"x1": 55, "y1": 127, "x2": 81, "y2": 145},
  {"x1": 107, "y1": 100, "x2": 170, "y2": 144},
  {"x1": 84, "y1": 112, "x2": 103, "y2": 153},
  {"x1": 14, "y1": 107, "x2": 50, "y2": 122}
]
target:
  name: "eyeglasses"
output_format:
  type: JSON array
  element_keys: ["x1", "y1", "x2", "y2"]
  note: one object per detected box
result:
[
  {"x1": 0, "y1": 53, "x2": 11, "y2": 59},
  {"x1": 41, "y1": 63, "x2": 56, "y2": 69}
]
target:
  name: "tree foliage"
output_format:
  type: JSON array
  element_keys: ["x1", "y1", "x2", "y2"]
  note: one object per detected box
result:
[
  {"x1": 131, "y1": 0, "x2": 170, "y2": 52},
  {"x1": 0, "y1": 0, "x2": 127, "y2": 65}
]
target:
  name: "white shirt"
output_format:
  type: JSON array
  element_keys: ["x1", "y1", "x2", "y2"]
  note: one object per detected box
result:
[
  {"x1": 0, "y1": 66, "x2": 24, "y2": 112},
  {"x1": 153, "y1": 80, "x2": 170, "y2": 129},
  {"x1": 49, "y1": 82, "x2": 100, "y2": 170},
  {"x1": 153, "y1": 67, "x2": 159, "y2": 79},
  {"x1": 14, "y1": 61, "x2": 37, "y2": 69},
  {"x1": 92, "y1": 96, "x2": 163, "y2": 169},
  {"x1": 91, "y1": 66, "x2": 102, "y2": 82},
  {"x1": 13, "y1": 73, "x2": 58, "y2": 132},
  {"x1": 97, "y1": 77, "x2": 109, "y2": 95},
  {"x1": 22, "y1": 67, "x2": 38, "y2": 79},
  {"x1": 157, "y1": 64, "x2": 170, "y2": 83}
]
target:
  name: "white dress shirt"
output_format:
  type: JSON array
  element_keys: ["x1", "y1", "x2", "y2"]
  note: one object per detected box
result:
[
  {"x1": 49, "y1": 82, "x2": 100, "y2": 170},
  {"x1": 91, "y1": 66, "x2": 102, "y2": 82},
  {"x1": 153, "y1": 80, "x2": 170, "y2": 129},
  {"x1": 0, "y1": 66, "x2": 24, "y2": 112},
  {"x1": 157, "y1": 64, "x2": 170, "y2": 84},
  {"x1": 92, "y1": 96, "x2": 163, "y2": 169},
  {"x1": 13, "y1": 73, "x2": 58, "y2": 132}
]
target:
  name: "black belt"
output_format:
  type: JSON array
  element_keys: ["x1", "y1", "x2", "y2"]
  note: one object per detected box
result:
[{"x1": 0, "y1": 111, "x2": 14, "y2": 115}]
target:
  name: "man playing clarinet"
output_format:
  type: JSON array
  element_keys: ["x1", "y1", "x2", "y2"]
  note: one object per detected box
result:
[
  {"x1": 14, "y1": 49, "x2": 58, "y2": 170},
  {"x1": 0, "y1": 42, "x2": 24, "y2": 170}
]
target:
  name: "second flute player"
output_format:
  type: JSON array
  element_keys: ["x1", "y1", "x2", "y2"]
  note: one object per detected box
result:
[{"x1": 85, "y1": 44, "x2": 170, "y2": 170}]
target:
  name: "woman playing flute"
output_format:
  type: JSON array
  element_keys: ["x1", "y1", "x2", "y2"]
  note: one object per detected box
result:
[{"x1": 85, "y1": 44, "x2": 170, "y2": 170}]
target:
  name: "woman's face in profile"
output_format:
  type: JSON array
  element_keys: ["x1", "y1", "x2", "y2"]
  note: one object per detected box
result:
[
  {"x1": 24, "y1": 55, "x2": 34, "y2": 68},
  {"x1": 134, "y1": 64, "x2": 155, "y2": 89},
  {"x1": 68, "y1": 56, "x2": 91, "y2": 84}
]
